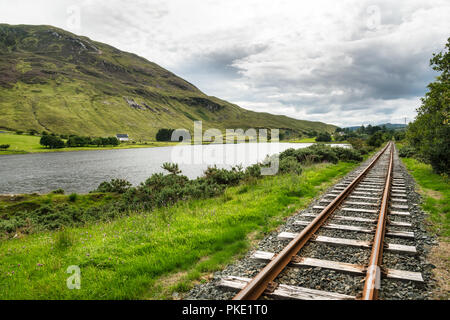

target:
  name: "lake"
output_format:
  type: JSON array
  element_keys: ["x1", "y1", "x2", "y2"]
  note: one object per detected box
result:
[{"x1": 0, "y1": 142, "x2": 347, "y2": 194}]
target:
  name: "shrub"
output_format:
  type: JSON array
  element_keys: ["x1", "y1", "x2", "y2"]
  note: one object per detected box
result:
[
  {"x1": 96, "y1": 179, "x2": 132, "y2": 194},
  {"x1": 0, "y1": 144, "x2": 10, "y2": 150},
  {"x1": 367, "y1": 132, "x2": 384, "y2": 147},
  {"x1": 68, "y1": 193, "x2": 78, "y2": 202},
  {"x1": 333, "y1": 147, "x2": 363, "y2": 162},
  {"x1": 399, "y1": 145, "x2": 416, "y2": 158},
  {"x1": 315, "y1": 132, "x2": 332, "y2": 142},
  {"x1": 0, "y1": 216, "x2": 28, "y2": 234},
  {"x1": 279, "y1": 148, "x2": 296, "y2": 159},
  {"x1": 347, "y1": 138, "x2": 365, "y2": 151},
  {"x1": 245, "y1": 164, "x2": 262, "y2": 178},
  {"x1": 279, "y1": 156, "x2": 303, "y2": 175},
  {"x1": 162, "y1": 163, "x2": 182, "y2": 175},
  {"x1": 51, "y1": 188, "x2": 65, "y2": 194},
  {"x1": 300, "y1": 144, "x2": 339, "y2": 164},
  {"x1": 30, "y1": 204, "x2": 80, "y2": 231},
  {"x1": 203, "y1": 165, "x2": 244, "y2": 186}
]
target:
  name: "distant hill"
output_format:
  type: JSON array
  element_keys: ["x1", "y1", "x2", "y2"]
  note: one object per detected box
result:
[
  {"x1": 0, "y1": 24, "x2": 336, "y2": 140},
  {"x1": 344, "y1": 123, "x2": 406, "y2": 131}
]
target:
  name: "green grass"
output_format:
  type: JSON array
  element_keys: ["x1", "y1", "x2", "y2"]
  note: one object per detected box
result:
[
  {"x1": 400, "y1": 157, "x2": 449, "y2": 238},
  {"x1": 0, "y1": 133, "x2": 178, "y2": 154},
  {"x1": 286, "y1": 137, "x2": 316, "y2": 143},
  {"x1": 0, "y1": 161, "x2": 358, "y2": 299}
]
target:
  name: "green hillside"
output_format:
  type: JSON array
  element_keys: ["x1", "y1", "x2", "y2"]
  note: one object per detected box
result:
[{"x1": 0, "y1": 24, "x2": 336, "y2": 140}]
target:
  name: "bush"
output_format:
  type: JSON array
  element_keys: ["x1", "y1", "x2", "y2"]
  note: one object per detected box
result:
[
  {"x1": 96, "y1": 179, "x2": 132, "y2": 194},
  {"x1": 68, "y1": 193, "x2": 78, "y2": 202},
  {"x1": 51, "y1": 188, "x2": 65, "y2": 194},
  {"x1": 203, "y1": 166, "x2": 245, "y2": 186},
  {"x1": 315, "y1": 132, "x2": 332, "y2": 142},
  {"x1": 245, "y1": 164, "x2": 262, "y2": 179},
  {"x1": 347, "y1": 138, "x2": 365, "y2": 151},
  {"x1": 333, "y1": 147, "x2": 363, "y2": 162},
  {"x1": 279, "y1": 156, "x2": 303, "y2": 175},
  {"x1": 398, "y1": 145, "x2": 416, "y2": 158},
  {"x1": 0, "y1": 144, "x2": 10, "y2": 150},
  {"x1": 280, "y1": 144, "x2": 363, "y2": 166},
  {"x1": 300, "y1": 144, "x2": 339, "y2": 164},
  {"x1": 0, "y1": 216, "x2": 28, "y2": 234},
  {"x1": 367, "y1": 132, "x2": 384, "y2": 147},
  {"x1": 30, "y1": 204, "x2": 80, "y2": 231},
  {"x1": 162, "y1": 163, "x2": 182, "y2": 175}
]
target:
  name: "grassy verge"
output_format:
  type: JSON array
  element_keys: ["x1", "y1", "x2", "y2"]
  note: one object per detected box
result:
[
  {"x1": 399, "y1": 156, "x2": 449, "y2": 300},
  {"x1": 400, "y1": 157, "x2": 449, "y2": 238},
  {"x1": 0, "y1": 161, "x2": 359, "y2": 299}
]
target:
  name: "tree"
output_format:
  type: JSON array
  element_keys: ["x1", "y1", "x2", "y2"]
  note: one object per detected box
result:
[
  {"x1": 407, "y1": 38, "x2": 450, "y2": 174},
  {"x1": 156, "y1": 128, "x2": 175, "y2": 141},
  {"x1": 67, "y1": 136, "x2": 92, "y2": 147},
  {"x1": 107, "y1": 137, "x2": 120, "y2": 146},
  {"x1": 394, "y1": 130, "x2": 406, "y2": 141},
  {"x1": 367, "y1": 131, "x2": 384, "y2": 147},
  {"x1": 315, "y1": 132, "x2": 332, "y2": 142},
  {"x1": 347, "y1": 138, "x2": 365, "y2": 151},
  {"x1": 92, "y1": 137, "x2": 102, "y2": 146},
  {"x1": 40, "y1": 135, "x2": 64, "y2": 149}
]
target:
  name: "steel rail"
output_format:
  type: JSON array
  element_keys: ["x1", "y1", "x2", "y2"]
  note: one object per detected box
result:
[
  {"x1": 233, "y1": 142, "x2": 392, "y2": 300},
  {"x1": 362, "y1": 141, "x2": 394, "y2": 300}
]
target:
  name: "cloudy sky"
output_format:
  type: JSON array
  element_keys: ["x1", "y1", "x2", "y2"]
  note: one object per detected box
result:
[{"x1": 1, "y1": 0, "x2": 449, "y2": 127}]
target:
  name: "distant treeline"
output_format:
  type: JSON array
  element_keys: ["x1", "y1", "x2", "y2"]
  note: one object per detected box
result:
[{"x1": 40, "y1": 133, "x2": 119, "y2": 149}]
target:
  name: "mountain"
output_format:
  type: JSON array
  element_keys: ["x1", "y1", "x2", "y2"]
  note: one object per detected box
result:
[
  {"x1": 0, "y1": 24, "x2": 336, "y2": 140},
  {"x1": 345, "y1": 123, "x2": 406, "y2": 131}
]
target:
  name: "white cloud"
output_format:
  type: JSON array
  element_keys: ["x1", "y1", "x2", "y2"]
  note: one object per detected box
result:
[{"x1": 0, "y1": 0, "x2": 449, "y2": 126}]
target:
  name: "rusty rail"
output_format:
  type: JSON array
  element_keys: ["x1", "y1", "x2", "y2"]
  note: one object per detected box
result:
[
  {"x1": 362, "y1": 141, "x2": 394, "y2": 300},
  {"x1": 233, "y1": 142, "x2": 392, "y2": 300}
]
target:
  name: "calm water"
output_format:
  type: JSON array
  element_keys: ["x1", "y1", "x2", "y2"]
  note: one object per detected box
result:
[{"x1": 0, "y1": 143, "x2": 347, "y2": 194}]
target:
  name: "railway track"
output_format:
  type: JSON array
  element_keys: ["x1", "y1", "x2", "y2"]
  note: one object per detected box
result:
[{"x1": 215, "y1": 142, "x2": 424, "y2": 300}]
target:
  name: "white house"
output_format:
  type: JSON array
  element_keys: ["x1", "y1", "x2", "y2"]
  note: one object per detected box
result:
[{"x1": 116, "y1": 134, "x2": 129, "y2": 142}]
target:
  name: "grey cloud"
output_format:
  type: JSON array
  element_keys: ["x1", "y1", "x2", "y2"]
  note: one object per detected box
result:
[{"x1": 177, "y1": 44, "x2": 268, "y2": 80}]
